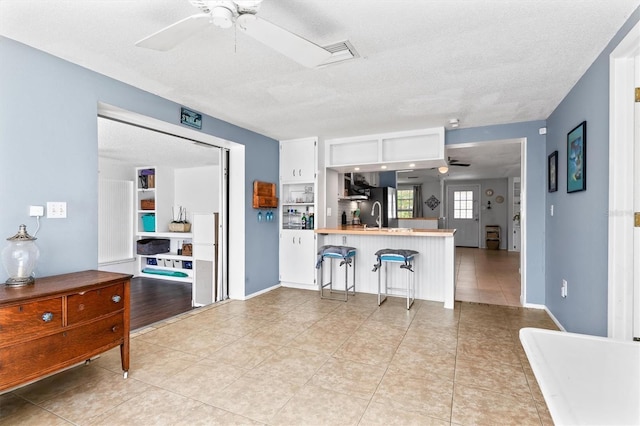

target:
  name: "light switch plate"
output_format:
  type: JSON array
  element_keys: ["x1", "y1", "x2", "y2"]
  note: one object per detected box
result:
[{"x1": 47, "y1": 202, "x2": 67, "y2": 219}]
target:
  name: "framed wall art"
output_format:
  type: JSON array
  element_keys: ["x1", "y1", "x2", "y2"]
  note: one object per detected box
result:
[
  {"x1": 567, "y1": 121, "x2": 586, "y2": 193},
  {"x1": 548, "y1": 150, "x2": 558, "y2": 192}
]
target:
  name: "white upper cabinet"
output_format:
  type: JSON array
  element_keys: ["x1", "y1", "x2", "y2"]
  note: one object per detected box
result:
[
  {"x1": 280, "y1": 137, "x2": 317, "y2": 182},
  {"x1": 325, "y1": 127, "x2": 445, "y2": 171}
]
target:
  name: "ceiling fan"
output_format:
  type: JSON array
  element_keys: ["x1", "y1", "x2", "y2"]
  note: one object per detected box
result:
[
  {"x1": 448, "y1": 157, "x2": 471, "y2": 167},
  {"x1": 430, "y1": 157, "x2": 470, "y2": 174},
  {"x1": 135, "y1": 0, "x2": 332, "y2": 68}
]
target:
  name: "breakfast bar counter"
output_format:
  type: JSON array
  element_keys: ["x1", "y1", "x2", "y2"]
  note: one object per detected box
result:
[{"x1": 315, "y1": 226, "x2": 456, "y2": 308}]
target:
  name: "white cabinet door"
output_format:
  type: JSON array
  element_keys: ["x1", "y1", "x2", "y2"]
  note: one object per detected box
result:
[
  {"x1": 279, "y1": 230, "x2": 315, "y2": 285},
  {"x1": 325, "y1": 127, "x2": 445, "y2": 168},
  {"x1": 280, "y1": 138, "x2": 316, "y2": 182}
]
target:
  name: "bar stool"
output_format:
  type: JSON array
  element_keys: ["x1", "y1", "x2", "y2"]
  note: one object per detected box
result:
[
  {"x1": 316, "y1": 245, "x2": 357, "y2": 301},
  {"x1": 372, "y1": 248, "x2": 419, "y2": 309}
]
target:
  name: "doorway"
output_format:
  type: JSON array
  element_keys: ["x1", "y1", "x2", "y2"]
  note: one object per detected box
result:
[
  {"x1": 440, "y1": 138, "x2": 526, "y2": 307},
  {"x1": 97, "y1": 108, "x2": 233, "y2": 315}
]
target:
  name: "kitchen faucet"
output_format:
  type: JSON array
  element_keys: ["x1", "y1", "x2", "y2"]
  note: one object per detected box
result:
[{"x1": 371, "y1": 201, "x2": 382, "y2": 229}]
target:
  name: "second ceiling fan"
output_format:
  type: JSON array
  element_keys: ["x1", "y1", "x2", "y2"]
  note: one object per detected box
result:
[{"x1": 135, "y1": 0, "x2": 332, "y2": 68}]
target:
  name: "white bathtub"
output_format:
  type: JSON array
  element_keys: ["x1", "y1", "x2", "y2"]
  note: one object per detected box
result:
[{"x1": 520, "y1": 327, "x2": 640, "y2": 425}]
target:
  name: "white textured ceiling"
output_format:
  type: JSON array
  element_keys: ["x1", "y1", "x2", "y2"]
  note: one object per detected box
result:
[{"x1": 2, "y1": 0, "x2": 638, "y2": 179}]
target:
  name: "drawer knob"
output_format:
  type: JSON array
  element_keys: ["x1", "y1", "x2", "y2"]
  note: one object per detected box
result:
[
  {"x1": 111, "y1": 295, "x2": 122, "y2": 303},
  {"x1": 111, "y1": 325, "x2": 119, "y2": 333},
  {"x1": 42, "y1": 312, "x2": 53, "y2": 322}
]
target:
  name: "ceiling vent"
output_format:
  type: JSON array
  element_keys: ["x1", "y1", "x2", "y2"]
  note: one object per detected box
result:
[{"x1": 317, "y1": 40, "x2": 360, "y2": 67}]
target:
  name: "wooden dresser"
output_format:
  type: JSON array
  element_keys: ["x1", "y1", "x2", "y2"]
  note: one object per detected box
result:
[{"x1": 0, "y1": 270, "x2": 131, "y2": 392}]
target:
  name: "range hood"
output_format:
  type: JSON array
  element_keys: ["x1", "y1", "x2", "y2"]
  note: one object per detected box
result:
[
  {"x1": 340, "y1": 193, "x2": 368, "y2": 201},
  {"x1": 339, "y1": 173, "x2": 371, "y2": 200}
]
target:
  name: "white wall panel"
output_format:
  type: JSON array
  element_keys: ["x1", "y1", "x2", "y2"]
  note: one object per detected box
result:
[
  {"x1": 319, "y1": 233, "x2": 455, "y2": 307},
  {"x1": 98, "y1": 179, "x2": 133, "y2": 263}
]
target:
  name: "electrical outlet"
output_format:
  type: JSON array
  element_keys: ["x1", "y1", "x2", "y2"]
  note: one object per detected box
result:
[
  {"x1": 47, "y1": 202, "x2": 67, "y2": 219},
  {"x1": 29, "y1": 205, "x2": 44, "y2": 217},
  {"x1": 561, "y1": 279, "x2": 568, "y2": 298}
]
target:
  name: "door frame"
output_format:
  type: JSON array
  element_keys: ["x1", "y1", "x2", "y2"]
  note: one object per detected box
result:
[
  {"x1": 608, "y1": 20, "x2": 640, "y2": 340},
  {"x1": 444, "y1": 138, "x2": 527, "y2": 304},
  {"x1": 97, "y1": 103, "x2": 246, "y2": 300}
]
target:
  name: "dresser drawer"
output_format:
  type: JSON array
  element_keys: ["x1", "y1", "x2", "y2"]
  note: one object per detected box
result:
[
  {"x1": 0, "y1": 313, "x2": 124, "y2": 389},
  {"x1": 0, "y1": 298, "x2": 63, "y2": 341},
  {"x1": 67, "y1": 282, "x2": 125, "y2": 325}
]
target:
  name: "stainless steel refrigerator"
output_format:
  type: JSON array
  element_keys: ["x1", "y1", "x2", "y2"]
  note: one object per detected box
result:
[{"x1": 359, "y1": 187, "x2": 398, "y2": 228}]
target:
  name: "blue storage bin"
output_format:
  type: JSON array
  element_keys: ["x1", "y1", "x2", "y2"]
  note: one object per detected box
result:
[{"x1": 142, "y1": 214, "x2": 155, "y2": 232}]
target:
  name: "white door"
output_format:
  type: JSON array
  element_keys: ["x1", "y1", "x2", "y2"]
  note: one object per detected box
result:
[{"x1": 447, "y1": 184, "x2": 480, "y2": 247}]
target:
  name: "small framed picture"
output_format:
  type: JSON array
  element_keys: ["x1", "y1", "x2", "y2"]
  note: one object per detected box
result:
[
  {"x1": 548, "y1": 150, "x2": 558, "y2": 193},
  {"x1": 567, "y1": 121, "x2": 586, "y2": 193}
]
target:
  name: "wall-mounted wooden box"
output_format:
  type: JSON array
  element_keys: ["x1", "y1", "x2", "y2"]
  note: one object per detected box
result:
[
  {"x1": 252, "y1": 181, "x2": 278, "y2": 208},
  {"x1": 140, "y1": 199, "x2": 155, "y2": 210}
]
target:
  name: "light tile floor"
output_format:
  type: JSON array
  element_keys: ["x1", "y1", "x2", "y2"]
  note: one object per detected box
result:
[
  {"x1": 1, "y1": 284, "x2": 558, "y2": 425},
  {"x1": 455, "y1": 247, "x2": 523, "y2": 306}
]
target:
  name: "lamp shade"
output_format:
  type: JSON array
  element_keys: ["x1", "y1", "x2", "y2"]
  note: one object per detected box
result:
[{"x1": 2, "y1": 224, "x2": 39, "y2": 286}]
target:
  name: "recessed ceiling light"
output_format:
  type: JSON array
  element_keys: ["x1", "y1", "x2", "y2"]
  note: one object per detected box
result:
[
  {"x1": 381, "y1": 165, "x2": 387, "y2": 169},
  {"x1": 354, "y1": 167, "x2": 360, "y2": 171},
  {"x1": 409, "y1": 163, "x2": 415, "y2": 168}
]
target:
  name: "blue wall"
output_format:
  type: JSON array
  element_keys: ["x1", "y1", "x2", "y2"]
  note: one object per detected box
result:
[
  {"x1": 446, "y1": 121, "x2": 547, "y2": 305},
  {"x1": 0, "y1": 37, "x2": 280, "y2": 296},
  {"x1": 545, "y1": 7, "x2": 640, "y2": 336}
]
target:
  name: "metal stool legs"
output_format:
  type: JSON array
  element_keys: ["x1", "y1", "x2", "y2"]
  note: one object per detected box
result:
[
  {"x1": 376, "y1": 252, "x2": 417, "y2": 310},
  {"x1": 319, "y1": 251, "x2": 356, "y2": 302}
]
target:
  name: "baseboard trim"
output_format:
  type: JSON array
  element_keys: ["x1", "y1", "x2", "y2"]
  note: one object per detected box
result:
[
  {"x1": 521, "y1": 302, "x2": 566, "y2": 331},
  {"x1": 522, "y1": 302, "x2": 546, "y2": 309},
  {"x1": 280, "y1": 281, "x2": 317, "y2": 291},
  {"x1": 235, "y1": 283, "x2": 281, "y2": 301},
  {"x1": 543, "y1": 306, "x2": 566, "y2": 331}
]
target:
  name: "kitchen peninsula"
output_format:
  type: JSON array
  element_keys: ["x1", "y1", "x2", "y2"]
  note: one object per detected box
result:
[{"x1": 315, "y1": 226, "x2": 456, "y2": 309}]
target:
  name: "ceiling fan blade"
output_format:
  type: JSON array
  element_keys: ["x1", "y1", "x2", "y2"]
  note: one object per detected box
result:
[
  {"x1": 136, "y1": 13, "x2": 211, "y2": 51},
  {"x1": 238, "y1": 16, "x2": 331, "y2": 68}
]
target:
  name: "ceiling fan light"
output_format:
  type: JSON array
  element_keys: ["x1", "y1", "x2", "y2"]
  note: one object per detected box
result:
[
  {"x1": 438, "y1": 166, "x2": 449, "y2": 174},
  {"x1": 211, "y1": 6, "x2": 234, "y2": 29},
  {"x1": 236, "y1": 13, "x2": 257, "y2": 30}
]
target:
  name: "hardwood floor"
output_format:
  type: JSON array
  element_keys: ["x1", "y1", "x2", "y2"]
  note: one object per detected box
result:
[{"x1": 130, "y1": 277, "x2": 194, "y2": 330}]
